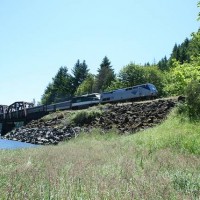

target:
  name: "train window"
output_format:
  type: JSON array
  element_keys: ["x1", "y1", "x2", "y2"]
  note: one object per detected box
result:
[
  {"x1": 102, "y1": 91, "x2": 113, "y2": 94},
  {"x1": 102, "y1": 98, "x2": 110, "y2": 101},
  {"x1": 125, "y1": 87, "x2": 132, "y2": 91},
  {"x1": 148, "y1": 84, "x2": 157, "y2": 91},
  {"x1": 141, "y1": 84, "x2": 150, "y2": 90}
]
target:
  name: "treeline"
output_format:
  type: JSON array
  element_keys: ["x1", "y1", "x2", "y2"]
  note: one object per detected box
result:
[
  {"x1": 41, "y1": 28, "x2": 200, "y2": 105},
  {"x1": 41, "y1": 57, "x2": 115, "y2": 104}
]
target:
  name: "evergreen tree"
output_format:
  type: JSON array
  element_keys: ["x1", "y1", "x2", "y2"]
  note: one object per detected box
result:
[
  {"x1": 168, "y1": 38, "x2": 191, "y2": 66},
  {"x1": 158, "y1": 56, "x2": 169, "y2": 71},
  {"x1": 171, "y1": 44, "x2": 180, "y2": 61},
  {"x1": 41, "y1": 83, "x2": 55, "y2": 105},
  {"x1": 53, "y1": 66, "x2": 73, "y2": 102},
  {"x1": 94, "y1": 56, "x2": 115, "y2": 92},
  {"x1": 144, "y1": 62, "x2": 150, "y2": 66},
  {"x1": 41, "y1": 66, "x2": 73, "y2": 104},
  {"x1": 71, "y1": 60, "x2": 89, "y2": 94},
  {"x1": 179, "y1": 38, "x2": 190, "y2": 63}
]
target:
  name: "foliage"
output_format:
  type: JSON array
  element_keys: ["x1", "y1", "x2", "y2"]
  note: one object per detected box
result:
[
  {"x1": 178, "y1": 80, "x2": 200, "y2": 120},
  {"x1": 188, "y1": 30, "x2": 200, "y2": 59},
  {"x1": 75, "y1": 74, "x2": 95, "y2": 95},
  {"x1": 198, "y1": 1, "x2": 200, "y2": 20},
  {"x1": 143, "y1": 66, "x2": 166, "y2": 96},
  {"x1": 104, "y1": 78, "x2": 126, "y2": 92},
  {"x1": 71, "y1": 60, "x2": 89, "y2": 94},
  {"x1": 41, "y1": 82, "x2": 55, "y2": 105},
  {"x1": 71, "y1": 109, "x2": 102, "y2": 125},
  {"x1": 157, "y1": 56, "x2": 169, "y2": 71},
  {"x1": 41, "y1": 66, "x2": 73, "y2": 104},
  {"x1": 165, "y1": 38, "x2": 190, "y2": 69},
  {"x1": 118, "y1": 63, "x2": 146, "y2": 87},
  {"x1": 118, "y1": 63, "x2": 165, "y2": 96},
  {"x1": 94, "y1": 56, "x2": 115, "y2": 92},
  {"x1": 164, "y1": 58, "x2": 200, "y2": 95}
]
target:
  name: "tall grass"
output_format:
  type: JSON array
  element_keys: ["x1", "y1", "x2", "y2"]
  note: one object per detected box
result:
[{"x1": 0, "y1": 110, "x2": 199, "y2": 199}]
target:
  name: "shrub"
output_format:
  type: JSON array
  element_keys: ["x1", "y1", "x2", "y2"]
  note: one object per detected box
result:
[
  {"x1": 185, "y1": 80, "x2": 200, "y2": 120},
  {"x1": 71, "y1": 109, "x2": 102, "y2": 125}
]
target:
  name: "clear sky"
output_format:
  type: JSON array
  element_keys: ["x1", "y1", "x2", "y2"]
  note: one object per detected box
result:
[{"x1": 0, "y1": 0, "x2": 199, "y2": 105}]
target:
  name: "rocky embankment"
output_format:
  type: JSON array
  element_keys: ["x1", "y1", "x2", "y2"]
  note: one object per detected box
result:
[
  {"x1": 3, "y1": 99, "x2": 177, "y2": 145},
  {"x1": 92, "y1": 99, "x2": 176, "y2": 133}
]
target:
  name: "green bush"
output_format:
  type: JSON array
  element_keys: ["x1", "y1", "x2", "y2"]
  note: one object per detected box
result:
[
  {"x1": 71, "y1": 110, "x2": 102, "y2": 125},
  {"x1": 185, "y1": 80, "x2": 200, "y2": 120},
  {"x1": 177, "y1": 80, "x2": 200, "y2": 120}
]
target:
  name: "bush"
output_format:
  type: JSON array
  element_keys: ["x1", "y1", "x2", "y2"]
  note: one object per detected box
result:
[
  {"x1": 71, "y1": 110, "x2": 102, "y2": 125},
  {"x1": 185, "y1": 80, "x2": 200, "y2": 120},
  {"x1": 178, "y1": 80, "x2": 200, "y2": 120}
]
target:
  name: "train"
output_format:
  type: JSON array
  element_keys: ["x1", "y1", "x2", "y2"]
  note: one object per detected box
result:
[{"x1": 0, "y1": 83, "x2": 158, "y2": 121}]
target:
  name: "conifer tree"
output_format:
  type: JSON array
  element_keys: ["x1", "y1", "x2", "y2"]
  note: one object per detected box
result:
[
  {"x1": 41, "y1": 66, "x2": 73, "y2": 104},
  {"x1": 94, "y1": 56, "x2": 115, "y2": 92},
  {"x1": 71, "y1": 60, "x2": 89, "y2": 94},
  {"x1": 158, "y1": 56, "x2": 169, "y2": 71}
]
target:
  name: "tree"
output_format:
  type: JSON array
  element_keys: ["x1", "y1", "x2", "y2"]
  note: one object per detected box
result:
[
  {"x1": 53, "y1": 66, "x2": 73, "y2": 101},
  {"x1": 158, "y1": 56, "x2": 169, "y2": 71},
  {"x1": 41, "y1": 82, "x2": 55, "y2": 104},
  {"x1": 94, "y1": 56, "x2": 115, "y2": 92},
  {"x1": 188, "y1": 30, "x2": 200, "y2": 59},
  {"x1": 41, "y1": 66, "x2": 73, "y2": 104},
  {"x1": 164, "y1": 58, "x2": 200, "y2": 95},
  {"x1": 168, "y1": 38, "x2": 191, "y2": 67},
  {"x1": 118, "y1": 63, "x2": 146, "y2": 87},
  {"x1": 75, "y1": 74, "x2": 95, "y2": 95},
  {"x1": 71, "y1": 60, "x2": 89, "y2": 94},
  {"x1": 143, "y1": 66, "x2": 166, "y2": 96},
  {"x1": 118, "y1": 63, "x2": 165, "y2": 96},
  {"x1": 185, "y1": 80, "x2": 200, "y2": 120},
  {"x1": 104, "y1": 78, "x2": 125, "y2": 92},
  {"x1": 179, "y1": 38, "x2": 190, "y2": 63}
]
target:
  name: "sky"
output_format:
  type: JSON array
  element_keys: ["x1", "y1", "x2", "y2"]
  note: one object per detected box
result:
[{"x1": 0, "y1": 0, "x2": 199, "y2": 105}]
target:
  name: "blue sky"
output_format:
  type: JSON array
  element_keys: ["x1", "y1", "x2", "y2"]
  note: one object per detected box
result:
[{"x1": 0, "y1": 0, "x2": 199, "y2": 105}]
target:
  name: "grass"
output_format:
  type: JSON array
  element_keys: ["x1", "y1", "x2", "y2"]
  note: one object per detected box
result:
[
  {"x1": 0, "y1": 110, "x2": 200, "y2": 199},
  {"x1": 41, "y1": 106, "x2": 103, "y2": 127}
]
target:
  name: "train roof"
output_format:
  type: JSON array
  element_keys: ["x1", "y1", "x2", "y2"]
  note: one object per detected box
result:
[{"x1": 101, "y1": 83, "x2": 155, "y2": 94}]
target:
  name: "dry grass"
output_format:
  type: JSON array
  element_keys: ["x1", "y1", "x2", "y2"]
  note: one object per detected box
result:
[{"x1": 0, "y1": 112, "x2": 200, "y2": 199}]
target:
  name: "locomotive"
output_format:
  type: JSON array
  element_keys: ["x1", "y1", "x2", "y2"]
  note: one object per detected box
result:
[{"x1": 0, "y1": 83, "x2": 158, "y2": 121}]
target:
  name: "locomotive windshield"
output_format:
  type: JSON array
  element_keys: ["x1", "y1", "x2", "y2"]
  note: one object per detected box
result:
[{"x1": 148, "y1": 84, "x2": 157, "y2": 91}]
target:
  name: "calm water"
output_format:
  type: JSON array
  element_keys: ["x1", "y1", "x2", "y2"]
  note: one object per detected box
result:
[{"x1": 0, "y1": 139, "x2": 37, "y2": 150}]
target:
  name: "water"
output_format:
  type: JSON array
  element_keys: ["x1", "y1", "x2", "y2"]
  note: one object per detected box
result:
[{"x1": 0, "y1": 139, "x2": 37, "y2": 150}]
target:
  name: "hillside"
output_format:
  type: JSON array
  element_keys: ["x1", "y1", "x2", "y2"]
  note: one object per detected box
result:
[{"x1": 3, "y1": 98, "x2": 177, "y2": 145}]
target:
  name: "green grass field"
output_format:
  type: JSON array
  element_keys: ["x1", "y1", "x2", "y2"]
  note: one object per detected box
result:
[{"x1": 0, "y1": 110, "x2": 199, "y2": 199}]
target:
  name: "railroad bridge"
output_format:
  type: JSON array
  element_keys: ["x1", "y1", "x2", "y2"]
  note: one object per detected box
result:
[{"x1": 0, "y1": 102, "x2": 46, "y2": 135}]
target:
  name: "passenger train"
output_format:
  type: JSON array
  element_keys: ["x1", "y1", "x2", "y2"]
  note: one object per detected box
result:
[{"x1": 0, "y1": 83, "x2": 158, "y2": 121}]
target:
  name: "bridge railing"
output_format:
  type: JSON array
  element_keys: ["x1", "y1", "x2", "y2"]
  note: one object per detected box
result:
[{"x1": 0, "y1": 102, "x2": 34, "y2": 121}]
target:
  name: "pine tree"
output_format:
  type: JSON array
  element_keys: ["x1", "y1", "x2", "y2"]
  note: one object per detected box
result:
[
  {"x1": 53, "y1": 66, "x2": 73, "y2": 102},
  {"x1": 94, "y1": 56, "x2": 115, "y2": 92},
  {"x1": 71, "y1": 60, "x2": 89, "y2": 94},
  {"x1": 41, "y1": 66, "x2": 73, "y2": 104},
  {"x1": 158, "y1": 56, "x2": 169, "y2": 71}
]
